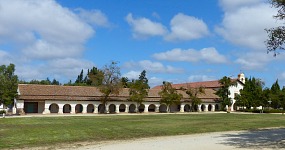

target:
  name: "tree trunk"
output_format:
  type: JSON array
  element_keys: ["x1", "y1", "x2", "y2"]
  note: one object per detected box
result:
[
  {"x1": 136, "y1": 103, "x2": 138, "y2": 113},
  {"x1": 104, "y1": 102, "x2": 108, "y2": 114},
  {"x1": 167, "y1": 105, "x2": 170, "y2": 113}
]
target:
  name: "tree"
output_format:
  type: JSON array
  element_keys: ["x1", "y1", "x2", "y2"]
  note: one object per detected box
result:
[
  {"x1": 265, "y1": 0, "x2": 285, "y2": 56},
  {"x1": 19, "y1": 78, "x2": 61, "y2": 85},
  {"x1": 237, "y1": 77, "x2": 263, "y2": 109},
  {"x1": 99, "y1": 61, "x2": 122, "y2": 113},
  {"x1": 87, "y1": 67, "x2": 104, "y2": 86},
  {"x1": 51, "y1": 79, "x2": 60, "y2": 85},
  {"x1": 270, "y1": 79, "x2": 281, "y2": 109},
  {"x1": 215, "y1": 76, "x2": 236, "y2": 110},
  {"x1": 159, "y1": 81, "x2": 183, "y2": 113},
  {"x1": 279, "y1": 87, "x2": 285, "y2": 114},
  {"x1": 261, "y1": 88, "x2": 271, "y2": 109},
  {"x1": 129, "y1": 70, "x2": 150, "y2": 112},
  {"x1": 0, "y1": 64, "x2": 18, "y2": 109},
  {"x1": 121, "y1": 77, "x2": 130, "y2": 88},
  {"x1": 181, "y1": 85, "x2": 205, "y2": 112}
]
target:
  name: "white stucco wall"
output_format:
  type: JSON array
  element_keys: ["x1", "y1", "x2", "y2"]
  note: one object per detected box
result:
[{"x1": 229, "y1": 81, "x2": 244, "y2": 111}]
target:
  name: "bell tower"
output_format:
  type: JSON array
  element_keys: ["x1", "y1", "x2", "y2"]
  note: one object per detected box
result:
[{"x1": 238, "y1": 73, "x2": 245, "y2": 84}]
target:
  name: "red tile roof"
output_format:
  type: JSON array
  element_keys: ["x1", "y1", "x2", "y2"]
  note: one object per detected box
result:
[
  {"x1": 18, "y1": 84, "x2": 219, "y2": 102},
  {"x1": 152, "y1": 79, "x2": 238, "y2": 90}
]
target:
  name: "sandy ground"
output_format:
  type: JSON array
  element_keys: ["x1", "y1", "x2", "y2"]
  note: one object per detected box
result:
[{"x1": 49, "y1": 128, "x2": 285, "y2": 150}]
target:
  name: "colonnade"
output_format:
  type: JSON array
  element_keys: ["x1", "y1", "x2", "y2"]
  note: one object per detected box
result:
[{"x1": 40, "y1": 100, "x2": 220, "y2": 114}]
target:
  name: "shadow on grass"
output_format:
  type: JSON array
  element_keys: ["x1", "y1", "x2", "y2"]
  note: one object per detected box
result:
[{"x1": 219, "y1": 128, "x2": 285, "y2": 149}]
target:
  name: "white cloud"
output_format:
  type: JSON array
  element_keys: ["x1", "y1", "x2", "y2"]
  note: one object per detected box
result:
[
  {"x1": 219, "y1": 0, "x2": 262, "y2": 12},
  {"x1": 122, "y1": 71, "x2": 141, "y2": 80},
  {"x1": 152, "y1": 47, "x2": 227, "y2": 63},
  {"x1": 123, "y1": 60, "x2": 184, "y2": 74},
  {"x1": 188, "y1": 75, "x2": 216, "y2": 82},
  {"x1": 216, "y1": 2, "x2": 280, "y2": 50},
  {"x1": 0, "y1": 0, "x2": 98, "y2": 82},
  {"x1": 76, "y1": 8, "x2": 110, "y2": 27},
  {"x1": 139, "y1": 60, "x2": 184, "y2": 73},
  {"x1": 149, "y1": 77, "x2": 164, "y2": 88},
  {"x1": 16, "y1": 58, "x2": 95, "y2": 82},
  {"x1": 235, "y1": 52, "x2": 279, "y2": 70},
  {"x1": 125, "y1": 13, "x2": 168, "y2": 39},
  {"x1": 0, "y1": 0, "x2": 94, "y2": 60},
  {"x1": 165, "y1": 13, "x2": 209, "y2": 41}
]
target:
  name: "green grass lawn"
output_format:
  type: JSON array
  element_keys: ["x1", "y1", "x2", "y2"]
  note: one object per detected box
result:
[{"x1": 1, "y1": 113, "x2": 285, "y2": 149}]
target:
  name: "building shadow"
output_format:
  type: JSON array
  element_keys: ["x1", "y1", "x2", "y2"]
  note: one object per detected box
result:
[{"x1": 219, "y1": 128, "x2": 285, "y2": 149}]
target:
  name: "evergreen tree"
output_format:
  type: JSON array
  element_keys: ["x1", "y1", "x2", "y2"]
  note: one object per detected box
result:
[
  {"x1": 51, "y1": 79, "x2": 60, "y2": 85},
  {"x1": 0, "y1": 64, "x2": 18, "y2": 107},
  {"x1": 279, "y1": 87, "x2": 285, "y2": 114},
  {"x1": 238, "y1": 77, "x2": 263, "y2": 109},
  {"x1": 87, "y1": 67, "x2": 104, "y2": 86},
  {"x1": 129, "y1": 70, "x2": 150, "y2": 112},
  {"x1": 270, "y1": 79, "x2": 281, "y2": 109},
  {"x1": 121, "y1": 77, "x2": 130, "y2": 88}
]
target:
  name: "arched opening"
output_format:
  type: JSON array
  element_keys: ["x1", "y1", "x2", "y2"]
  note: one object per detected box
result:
[
  {"x1": 148, "y1": 104, "x2": 156, "y2": 112},
  {"x1": 129, "y1": 104, "x2": 136, "y2": 113},
  {"x1": 98, "y1": 104, "x2": 105, "y2": 113},
  {"x1": 49, "y1": 103, "x2": 59, "y2": 113},
  {"x1": 215, "y1": 104, "x2": 219, "y2": 111},
  {"x1": 208, "y1": 104, "x2": 213, "y2": 111},
  {"x1": 193, "y1": 104, "x2": 198, "y2": 112},
  {"x1": 63, "y1": 104, "x2": 71, "y2": 113},
  {"x1": 109, "y1": 104, "x2": 116, "y2": 113},
  {"x1": 87, "y1": 104, "x2": 94, "y2": 113},
  {"x1": 184, "y1": 104, "x2": 191, "y2": 112},
  {"x1": 233, "y1": 103, "x2": 237, "y2": 111},
  {"x1": 138, "y1": 104, "x2": 145, "y2": 113},
  {"x1": 201, "y1": 104, "x2": 205, "y2": 112},
  {"x1": 159, "y1": 104, "x2": 167, "y2": 113},
  {"x1": 119, "y1": 104, "x2": 126, "y2": 112},
  {"x1": 75, "y1": 104, "x2": 83, "y2": 113}
]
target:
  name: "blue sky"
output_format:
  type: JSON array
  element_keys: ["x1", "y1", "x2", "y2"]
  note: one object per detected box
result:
[{"x1": 0, "y1": 0, "x2": 284, "y2": 88}]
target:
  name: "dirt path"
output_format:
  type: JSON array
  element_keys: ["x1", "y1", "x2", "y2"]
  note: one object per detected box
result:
[{"x1": 53, "y1": 128, "x2": 285, "y2": 150}]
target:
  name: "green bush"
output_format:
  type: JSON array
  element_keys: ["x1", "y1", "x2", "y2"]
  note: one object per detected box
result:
[
  {"x1": 263, "y1": 109, "x2": 285, "y2": 113},
  {"x1": 0, "y1": 110, "x2": 6, "y2": 114}
]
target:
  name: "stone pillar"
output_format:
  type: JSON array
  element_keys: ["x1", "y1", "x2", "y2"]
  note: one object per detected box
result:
[
  {"x1": 180, "y1": 104, "x2": 185, "y2": 113},
  {"x1": 212, "y1": 106, "x2": 215, "y2": 112},
  {"x1": 155, "y1": 105, "x2": 159, "y2": 113},
  {"x1": 82, "y1": 104, "x2": 87, "y2": 114},
  {"x1": 42, "y1": 102, "x2": 50, "y2": 114},
  {"x1": 144, "y1": 105, "x2": 148, "y2": 113},
  {"x1": 198, "y1": 104, "x2": 202, "y2": 112},
  {"x1": 116, "y1": 105, "x2": 120, "y2": 113},
  {"x1": 106, "y1": 104, "x2": 109, "y2": 113},
  {"x1": 125, "y1": 104, "x2": 129, "y2": 113},
  {"x1": 16, "y1": 100, "x2": 25, "y2": 115},
  {"x1": 43, "y1": 108, "x2": 50, "y2": 114},
  {"x1": 70, "y1": 104, "x2": 76, "y2": 114},
  {"x1": 205, "y1": 105, "x2": 208, "y2": 112},
  {"x1": 94, "y1": 105, "x2": 98, "y2": 113}
]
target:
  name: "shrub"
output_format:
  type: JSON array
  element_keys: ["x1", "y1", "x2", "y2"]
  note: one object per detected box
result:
[{"x1": 0, "y1": 110, "x2": 6, "y2": 114}]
